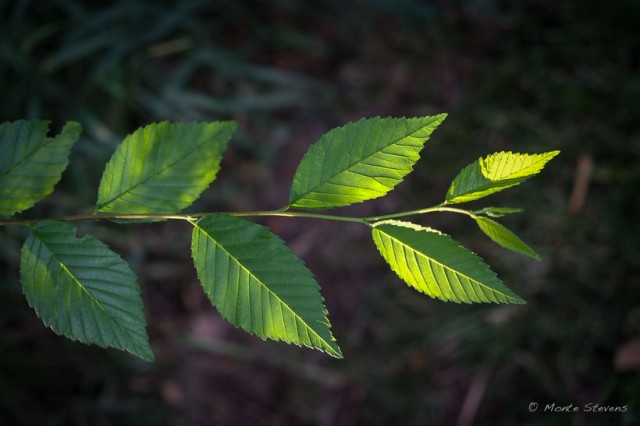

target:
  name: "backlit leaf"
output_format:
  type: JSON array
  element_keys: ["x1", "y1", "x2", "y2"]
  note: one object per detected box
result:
[
  {"x1": 474, "y1": 216, "x2": 541, "y2": 260},
  {"x1": 95, "y1": 121, "x2": 235, "y2": 215},
  {"x1": 289, "y1": 115, "x2": 446, "y2": 209},
  {"x1": 20, "y1": 221, "x2": 153, "y2": 361},
  {"x1": 191, "y1": 214, "x2": 342, "y2": 357},
  {"x1": 0, "y1": 120, "x2": 81, "y2": 217},
  {"x1": 445, "y1": 151, "x2": 560, "y2": 204},
  {"x1": 372, "y1": 220, "x2": 525, "y2": 304}
]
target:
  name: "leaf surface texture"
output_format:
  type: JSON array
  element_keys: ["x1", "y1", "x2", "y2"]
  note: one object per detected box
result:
[
  {"x1": 372, "y1": 220, "x2": 525, "y2": 304},
  {"x1": 191, "y1": 214, "x2": 342, "y2": 357},
  {"x1": 446, "y1": 151, "x2": 560, "y2": 204},
  {"x1": 20, "y1": 221, "x2": 153, "y2": 360},
  {"x1": 289, "y1": 115, "x2": 446, "y2": 209},
  {"x1": 0, "y1": 120, "x2": 81, "y2": 217},
  {"x1": 95, "y1": 121, "x2": 235, "y2": 215},
  {"x1": 474, "y1": 216, "x2": 540, "y2": 260}
]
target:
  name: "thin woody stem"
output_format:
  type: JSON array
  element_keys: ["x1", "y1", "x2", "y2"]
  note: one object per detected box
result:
[{"x1": 0, "y1": 205, "x2": 475, "y2": 228}]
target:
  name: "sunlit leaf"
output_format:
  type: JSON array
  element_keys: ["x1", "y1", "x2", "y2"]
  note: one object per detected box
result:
[
  {"x1": 372, "y1": 220, "x2": 525, "y2": 304},
  {"x1": 95, "y1": 121, "x2": 235, "y2": 215},
  {"x1": 0, "y1": 120, "x2": 81, "y2": 217},
  {"x1": 445, "y1": 151, "x2": 560, "y2": 204},
  {"x1": 191, "y1": 214, "x2": 342, "y2": 357},
  {"x1": 289, "y1": 115, "x2": 447, "y2": 209},
  {"x1": 20, "y1": 221, "x2": 153, "y2": 361},
  {"x1": 474, "y1": 216, "x2": 540, "y2": 260}
]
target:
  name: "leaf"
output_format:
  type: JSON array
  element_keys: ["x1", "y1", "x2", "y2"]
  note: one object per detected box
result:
[
  {"x1": 0, "y1": 120, "x2": 81, "y2": 217},
  {"x1": 191, "y1": 214, "x2": 342, "y2": 357},
  {"x1": 289, "y1": 115, "x2": 447, "y2": 209},
  {"x1": 95, "y1": 121, "x2": 236, "y2": 215},
  {"x1": 474, "y1": 216, "x2": 541, "y2": 260},
  {"x1": 371, "y1": 220, "x2": 525, "y2": 304},
  {"x1": 476, "y1": 206, "x2": 523, "y2": 218},
  {"x1": 20, "y1": 221, "x2": 153, "y2": 360},
  {"x1": 445, "y1": 151, "x2": 560, "y2": 204}
]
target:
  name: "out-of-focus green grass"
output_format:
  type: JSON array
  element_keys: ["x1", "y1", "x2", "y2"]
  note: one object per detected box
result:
[{"x1": 1, "y1": 0, "x2": 639, "y2": 425}]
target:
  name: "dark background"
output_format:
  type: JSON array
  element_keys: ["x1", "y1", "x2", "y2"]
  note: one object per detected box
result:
[{"x1": 1, "y1": 1, "x2": 639, "y2": 425}]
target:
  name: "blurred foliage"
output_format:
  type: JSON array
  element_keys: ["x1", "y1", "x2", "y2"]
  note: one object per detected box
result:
[{"x1": 1, "y1": 0, "x2": 640, "y2": 425}]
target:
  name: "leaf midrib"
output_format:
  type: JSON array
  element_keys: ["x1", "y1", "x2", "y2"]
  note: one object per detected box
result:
[
  {"x1": 376, "y1": 227, "x2": 518, "y2": 301},
  {"x1": 291, "y1": 119, "x2": 438, "y2": 205},
  {"x1": 451, "y1": 175, "x2": 525, "y2": 201},
  {"x1": 483, "y1": 153, "x2": 553, "y2": 181},
  {"x1": 97, "y1": 125, "x2": 227, "y2": 210},
  {"x1": 0, "y1": 125, "x2": 64, "y2": 179},
  {"x1": 194, "y1": 222, "x2": 339, "y2": 356},
  {"x1": 450, "y1": 153, "x2": 558, "y2": 201},
  {"x1": 34, "y1": 229, "x2": 146, "y2": 350}
]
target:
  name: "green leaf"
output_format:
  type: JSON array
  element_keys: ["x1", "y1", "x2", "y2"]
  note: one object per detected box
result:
[
  {"x1": 445, "y1": 151, "x2": 560, "y2": 204},
  {"x1": 475, "y1": 206, "x2": 523, "y2": 218},
  {"x1": 95, "y1": 121, "x2": 236, "y2": 215},
  {"x1": 0, "y1": 120, "x2": 81, "y2": 217},
  {"x1": 371, "y1": 220, "x2": 525, "y2": 304},
  {"x1": 191, "y1": 214, "x2": 342, "y2": 357},
  {"x1": 289, "y1": 114, "x2": 447, "y2": 209},
  {"x1": 474, "y1": 216, "x2": 541, "y2": 260},
  {"x1": 20, "y1": 221, "x2": 153, "y2": 361}
]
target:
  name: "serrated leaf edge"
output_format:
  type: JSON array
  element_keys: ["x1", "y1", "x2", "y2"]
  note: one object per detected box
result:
[
  {"x1": 22, "y1": 221, "x2": 153, "y2": 361},
  {"x1": 95, "y1": 120, "x2": 236, "y2": 212},
  {"x1": 446, "y1": 150, "x2": 560, "y2": 204},
  {"x1": 192, "y1": 217, "x2": 342, "y2": 358},
  {"x1": 474, "y1": 216, "x2": 541, "y2": 261},
  {"x1": 289, "y1": 114, "x2": 447, "y2": 208},
  {"x1": 372, "y1": 219, "x2": 525, "y2": 304},
  {"x1": 0, "y1": 120, "x2": 82, "y2": 217}
]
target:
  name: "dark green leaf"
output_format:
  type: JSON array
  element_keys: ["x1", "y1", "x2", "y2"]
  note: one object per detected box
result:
[
  {"x1": 191, "y1": 214, "x2": 342, "y2": 357},
  {"x1": 474, "y1": 216, "x2": 541, "y2": 260},
  {"x1": 20, "y1": 221, "x2": 153, "y2": 361},
  {"x1": 0, "y1": 120, "x2": 81, "y2": 217}
]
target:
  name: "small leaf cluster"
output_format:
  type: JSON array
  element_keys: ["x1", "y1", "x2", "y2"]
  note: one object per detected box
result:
[{"x1": 0, "y1": 116, "x2": 559, "y2": 360}]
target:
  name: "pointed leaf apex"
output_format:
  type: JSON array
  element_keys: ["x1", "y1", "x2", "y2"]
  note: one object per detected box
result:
[
  {"x1": 191, "y1": 214, "x2": 342, "y2": 357},
  {"x1": 0, "y1": 120, "x2": 82, "y2": 217},
  {"x1": 289, "y1": 114, "x2": 447, "y2": 209},
  {"x1": 372, "y1": 220, "x2": 525, "y2": 304},
  {"x1": 20, "y1": 221, "x2": 153, "y2": 361},
  {"x1": 475, "y1": 217, "x2": 541, "y2": 261},
  {"x1": 95, "y1": 121, "x2": 235, "y2": 215},
  {"x1": 446, "y1": 150, "x2": 560, "y2": 204}
]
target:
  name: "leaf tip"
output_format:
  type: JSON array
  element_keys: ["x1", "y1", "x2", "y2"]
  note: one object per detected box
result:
[
  {"x1": 323, "y1": 339, "x2": 344, "y2": 358},
  {"x1": 136, "y1": 346, "x2": 156, "y2": 362},
  {"x1": 511, "y1": 295, "x2": 527, "y2": 305},
  {"x1": 331, "y1": 349, "x2": 344, "y2": 359},
  {"x1": 434, "y1": 112, "x2": 448, "y2": 122}
]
